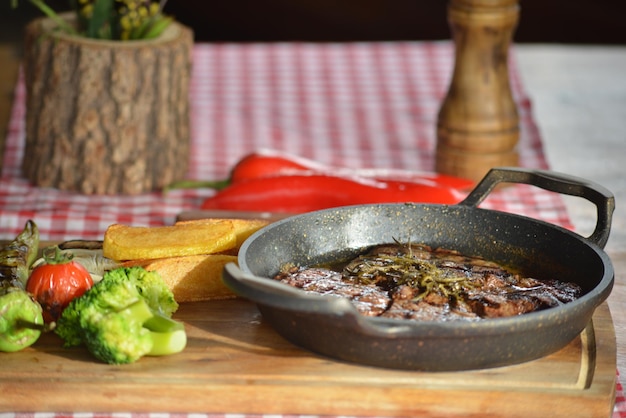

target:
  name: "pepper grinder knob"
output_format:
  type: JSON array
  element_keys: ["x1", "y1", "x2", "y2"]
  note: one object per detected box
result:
[{"x1": 436, "y1": 0, "x2": 520, "y2": 183}]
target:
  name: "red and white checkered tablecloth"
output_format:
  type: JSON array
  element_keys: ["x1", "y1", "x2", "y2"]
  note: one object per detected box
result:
[
  {"x1": 1, "y1": 41, "x2": 567, "y2": 240},
  {"x1": 0, "y1": 41, "x2": 622, "y2": 417}
]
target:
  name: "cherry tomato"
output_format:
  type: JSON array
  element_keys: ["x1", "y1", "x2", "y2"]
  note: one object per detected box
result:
[{"x1": 26, "y1": 246, "x2": 93, "y2": 323}]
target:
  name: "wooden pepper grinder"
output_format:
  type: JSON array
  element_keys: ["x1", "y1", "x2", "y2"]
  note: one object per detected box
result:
[{"x1": 436, "y1": 0, "x2": 520, "y2": 183}]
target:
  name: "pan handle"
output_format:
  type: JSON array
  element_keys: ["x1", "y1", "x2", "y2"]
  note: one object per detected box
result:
[
  {"x1": 457, "y1": 167, "x2": 615, "y2": 249},
  {"x1": 222, "y1": 262, "x2": 358, "y2": 313}
]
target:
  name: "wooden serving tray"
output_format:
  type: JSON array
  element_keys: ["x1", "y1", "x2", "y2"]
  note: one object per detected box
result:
[{"x1": 0, "y1": 297, "x2": 616, "y2": 417}]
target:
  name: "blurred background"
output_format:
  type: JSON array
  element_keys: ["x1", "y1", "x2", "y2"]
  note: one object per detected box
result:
[
  {"x1": 2, "y1": 1, "x2": 624, "y2": 223},
  {"x1": 1, "y1": 0, "x2": 626, "y2": 44},
  {"x1": 162, "y1": 0, "x2": 626, "y2": 44},
  {"x1": 2, "y1": 0, "x2": 625, "y2": 146}
]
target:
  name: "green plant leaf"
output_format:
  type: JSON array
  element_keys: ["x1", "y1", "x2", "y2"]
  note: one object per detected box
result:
[
  {"x1": 86, "y1": 0, "x2": 114, "y2": 39},
  {"x1": 13, "y1": 0, "x2": 171, "y2": 40},
  {"x1": 24, "y1": 0, "x2": 80, "y2": 36},
  {"x1": 142, "y1": 15, "x2": 172, "y2": 40}
]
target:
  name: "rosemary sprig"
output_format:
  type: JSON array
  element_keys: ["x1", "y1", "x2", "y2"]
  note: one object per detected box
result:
[{"x1": 344, "y1": 252, "x2": 475, "y2": 301}]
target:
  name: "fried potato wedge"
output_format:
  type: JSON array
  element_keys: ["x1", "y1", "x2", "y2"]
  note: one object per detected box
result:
[
  {"x1": 126, "y1": 254, "x2": 238, "y2": 302},
  {"x1": 103, "y1": 221, "x2": 237, "y2": 261},
  {"x1": 175, "y1": 218, "x2": 270, "y2": 249},
  {"x1": 104, "y1": 218, "x2": 271, "y2": 301}
]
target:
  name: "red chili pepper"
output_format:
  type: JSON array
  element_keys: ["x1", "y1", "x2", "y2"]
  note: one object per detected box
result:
[
  {"x1": 200, "y1": 174, "x2": 465, "y2": 214},
  {"x1": 229, "y1": 150, "x2": 475, "y2": 190},
  {"x1": 228, "y1": 150, "x2": 323, "y2": 183},
  {"x1": 165, "y1": 149, "x2": 474, "y2": 192}
]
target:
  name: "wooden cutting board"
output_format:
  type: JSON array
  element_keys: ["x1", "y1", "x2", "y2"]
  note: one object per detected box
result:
[{"x1": 0, "y1": 297, "x2": 616, "y2": 418}]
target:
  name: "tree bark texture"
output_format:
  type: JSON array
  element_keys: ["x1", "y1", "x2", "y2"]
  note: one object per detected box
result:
[{"x1": 22, "y1": 16, "x2": 193, "y2": 195}]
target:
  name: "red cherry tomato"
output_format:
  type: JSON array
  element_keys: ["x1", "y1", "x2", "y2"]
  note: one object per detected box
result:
[{"x1": 26, "y1": 246, "x2": 93, "y2": 323}]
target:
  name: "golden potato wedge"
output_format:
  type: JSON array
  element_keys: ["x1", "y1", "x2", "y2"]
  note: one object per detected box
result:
[
  {"x1": 133, "y1": 254, "x2": 238, "y2": 302},
  {"x1": 175, "y1": 218, "x2": 269, "y2": 249},
  {"x1": 103, "y1": 221, "x2": 237, "y2": 261}
]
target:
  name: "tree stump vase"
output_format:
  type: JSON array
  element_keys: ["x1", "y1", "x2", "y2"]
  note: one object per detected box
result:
[
  {"x1": 22, "y1": 15, "x2": 193, "y2": 195},
  {"x1": 436, "y1": 0, "x2": 520, "y2": 183}
]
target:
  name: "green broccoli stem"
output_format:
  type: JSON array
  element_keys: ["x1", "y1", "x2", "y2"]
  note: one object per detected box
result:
[
  {"x1": 127, "y1": 299, "x2": 187, "y2": 357},
  {"x1": 148, "y1": 327, "x2": 187, "y2": 356},
  {"x1": 124, "y1": 298, "x2": 154, "y2": 324},
  {"x1": 143, "y1": 312, "x2": 184, "y2": 333}
]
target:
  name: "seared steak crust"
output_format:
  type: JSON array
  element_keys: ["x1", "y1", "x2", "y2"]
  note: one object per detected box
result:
[
  {"x1": 274, "y1": 244, "x2": 582, "y2": 322},
  {"x1": 276, "y1": 267, "x2": 390, "y2": 316}
]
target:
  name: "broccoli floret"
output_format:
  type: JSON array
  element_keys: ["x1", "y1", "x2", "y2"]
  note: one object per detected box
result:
[{"x1": 55, "y1": 266, "x2": 186, "y2": 364}]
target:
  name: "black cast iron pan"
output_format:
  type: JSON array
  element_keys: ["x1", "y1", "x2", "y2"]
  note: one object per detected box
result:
[{"x1": 222, "y1": 167, "x2": 615, "y2": 371}]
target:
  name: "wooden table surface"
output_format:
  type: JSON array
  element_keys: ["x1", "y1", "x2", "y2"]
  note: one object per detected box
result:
[{"x1": 0, "y1": 296, "x2": 618, "y2": 417}]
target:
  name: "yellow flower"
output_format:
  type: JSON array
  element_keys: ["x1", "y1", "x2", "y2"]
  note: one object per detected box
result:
[
  {"x1": 80, "y1": 4, "x2": 93, "y2": 18},
  {"x1": 120, "y1": 15, "x2": 132, "y2": 31}
]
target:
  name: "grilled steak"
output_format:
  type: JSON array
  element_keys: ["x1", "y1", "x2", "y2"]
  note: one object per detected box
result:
[
  {"x1": 274, "y1": 243, "x2": 582, "y2": 322},
  {"x1": 276, "y1": 267, "x2": 391, "y2": 316}
]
